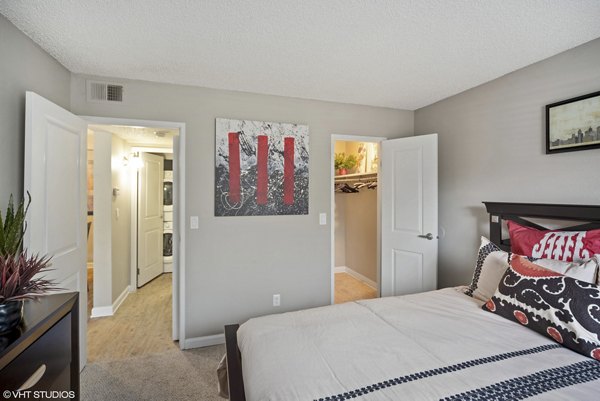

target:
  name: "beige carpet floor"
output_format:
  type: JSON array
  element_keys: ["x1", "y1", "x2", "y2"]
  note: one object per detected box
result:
[{"x1": 81, "y1": 344, "x2": 225, "y2": 401}]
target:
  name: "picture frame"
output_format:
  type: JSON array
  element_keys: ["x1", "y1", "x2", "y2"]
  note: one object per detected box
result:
[
  {"x1": 546, "y1": 90, "x2": 600, "y2": 154},
  {"x1": 214, "y1": 118, "x2": 309, "y2": 216}
]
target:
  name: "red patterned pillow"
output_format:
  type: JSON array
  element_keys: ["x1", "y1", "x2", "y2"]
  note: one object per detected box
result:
[
  {"x1": 483, "y1": 255, "x2": 600, "y2": 360},
  {"x1": 507, "y1": 220, "x2": 600, "y2": 262}
]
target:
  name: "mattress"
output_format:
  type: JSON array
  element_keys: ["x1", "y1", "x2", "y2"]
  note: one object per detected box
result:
[{"x1": 237, "y1": 287, "x2": 600, "y2": 401}]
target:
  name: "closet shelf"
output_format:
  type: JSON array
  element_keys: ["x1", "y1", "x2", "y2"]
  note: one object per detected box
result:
[{"x1": 334, "y1": 172, "x2": 378, "y2": 183}]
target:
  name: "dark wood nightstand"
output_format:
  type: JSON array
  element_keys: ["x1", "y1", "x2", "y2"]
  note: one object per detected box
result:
[{"x1": 0, "y1": 293, "x2": 79, "y2": 400}]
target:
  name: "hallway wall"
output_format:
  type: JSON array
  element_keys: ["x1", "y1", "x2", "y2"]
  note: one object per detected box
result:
[{"x1": 111, "y1": 135, "x2": 132, "y2": 300}]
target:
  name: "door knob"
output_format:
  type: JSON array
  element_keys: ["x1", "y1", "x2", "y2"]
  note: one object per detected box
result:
[{"x1": 418, "y1": 233, "x2": 434, "y2": 240}]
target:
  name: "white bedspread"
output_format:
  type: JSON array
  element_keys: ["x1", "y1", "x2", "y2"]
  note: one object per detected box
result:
[{"x1": 237, "y1": 287, "x2": 600, "y2": 401}]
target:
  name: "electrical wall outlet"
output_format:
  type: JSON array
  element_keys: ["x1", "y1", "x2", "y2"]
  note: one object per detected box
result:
[{"x1": 273, "y1": 294, "x2": 281, "y2": 307}]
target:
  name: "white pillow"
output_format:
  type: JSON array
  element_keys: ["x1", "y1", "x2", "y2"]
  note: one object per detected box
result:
[
  {"x1": 464, "y1": 237, "x2": 509, "y2": 302},
  {"x1": 530, "y1": 256, "x2": 599, "y2": 284},
  {"x1": 465, "y1": 237, "x2": 600, "y2": 302}
]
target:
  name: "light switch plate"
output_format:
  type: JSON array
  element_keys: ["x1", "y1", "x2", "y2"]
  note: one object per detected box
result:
[
  {"x1": 190, "y1": 216, "x2": 199, "y2": 229},
  {"x1": 319, "y1": 213, "x2": 327, "y2": 225}
]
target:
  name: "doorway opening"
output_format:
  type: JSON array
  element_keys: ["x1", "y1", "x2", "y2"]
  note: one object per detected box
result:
[
  {"x1": 86, "y1": 123, "x2": 181, "y2": 362},
  {"x1": 331, "y1": 136, "x2": 385, "y2": 304}
]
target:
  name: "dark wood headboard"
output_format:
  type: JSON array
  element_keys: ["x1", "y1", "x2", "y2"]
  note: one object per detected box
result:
[{"x1": 483, "y1": 202, "x2": 600, "y2": 252}]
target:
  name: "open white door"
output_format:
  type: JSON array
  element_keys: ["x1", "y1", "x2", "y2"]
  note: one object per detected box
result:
[
  {"x1": 137, "y1": 152, "x2": 164, "y2": 287},
  {"x1": 24, "y1": 92, "x2": 88, "y2": 369},
  {"x1": 380, "y1": 134, "x2": 438, "y2": 297}
]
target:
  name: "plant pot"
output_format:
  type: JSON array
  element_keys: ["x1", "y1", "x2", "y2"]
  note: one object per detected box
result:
[
  {"x1": 0, "y1": 301, "x2": 24, "y2": 334},
  {"x1": 338, "y1": 168, "x2": 347, "y2": 175}
]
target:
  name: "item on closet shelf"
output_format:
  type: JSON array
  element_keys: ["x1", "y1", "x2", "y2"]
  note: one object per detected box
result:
[
  {"x1": 335, "y1": 153, "x2": 346, "y2": 175},
  {"x1": 344, "y1": 154, "x2": 358, "y2": 174},
  {"x1": 371, "y1": 156, "x2": 379, "y2": 172},
  {"x1": 334, "y1": 153, "x2": 360, "y2": 175}
]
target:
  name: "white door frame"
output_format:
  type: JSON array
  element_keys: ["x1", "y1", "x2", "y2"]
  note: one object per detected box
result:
[
  {"x1": 330, "y1": 134, "x2": 387, "y2": 305},
  {"x1": 81, "y1": 116, "x2": 186, "y2": 346}
]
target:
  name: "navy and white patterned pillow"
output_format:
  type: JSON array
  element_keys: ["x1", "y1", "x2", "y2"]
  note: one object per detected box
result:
[
  {"x1": 483, "y1": 255, "x2": 600, "y2": 361},
  {"x1": 464, "y1": 237, "x2": 510, "y2": 301}
]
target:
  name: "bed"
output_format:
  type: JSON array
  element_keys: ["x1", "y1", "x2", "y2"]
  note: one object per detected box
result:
[{"x1": 222, "y1": 202, "x2": 600, "y2": 401}]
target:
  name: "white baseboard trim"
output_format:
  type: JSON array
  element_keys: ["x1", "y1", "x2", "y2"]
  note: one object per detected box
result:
[
  {"x1": 112, "y1": 285, "x2": 131, "y2": 314},
  {"x1": 333, "y1": 265, "x2": 346, "y2": 274},
  {"x1": 90, "y1": 285, "x2": 131, "y2": 318},
  {"x1": 334, "y1": 266, "x2": 377, "y2": 289},
  {"x1": 90, "y1": 305, "x2": 112, "y2": 318},
  {"x1": 183, "y1": 333, "x2": 225, "y2": 349}
]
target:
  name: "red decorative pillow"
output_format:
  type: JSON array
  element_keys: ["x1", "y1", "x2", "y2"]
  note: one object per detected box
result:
[
  {"x1": 507, "y1": 220, "x2": 600, "y2": 262},
  {"x1": 483, "y1": 255, "x2": 600, "y2": 361}
]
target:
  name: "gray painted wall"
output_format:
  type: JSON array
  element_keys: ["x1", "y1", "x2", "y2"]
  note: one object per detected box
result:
[
  {"x1": 91, "y1": 131, "x2": 132, "y2": 309},
  {"x1": 0, "y1": 15, "x2": 71, "y2": 206},
  {"x1": 70, "y1": 74, "x2": 414, "y2": 338},
  {"x1": 334, "y1": 195, "x2": 346, "y2": 267},
  {"x1": 92, "y1": 131, "x2": 113, "y2": 309},
  {"x1": 111, "y1": 135, "x2": 132, "y2": 302},
  {"x1": 415, "y1": 38, "x2": 600, "y2": 289},
  {"x1": 344, "y1": 190, "x2": 378, "y2": 282}
]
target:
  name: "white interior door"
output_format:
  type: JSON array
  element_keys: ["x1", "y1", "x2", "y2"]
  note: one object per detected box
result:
[
  {"x1": 380, "y1": 134, "x2": 438, "y2": 297},
  {"x1": 137, "y1": 152, "x2": 164, "y2": 287},
  {"x1": 24, "y1": 91, "x2": 88, "y2": 369}
]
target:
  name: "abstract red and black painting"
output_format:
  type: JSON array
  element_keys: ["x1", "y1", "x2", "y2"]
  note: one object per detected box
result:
[{"x1": 215, "y1": 118, "x2": 309, "y2": 216}]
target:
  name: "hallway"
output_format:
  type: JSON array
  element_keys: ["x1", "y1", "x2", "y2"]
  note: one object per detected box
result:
[{"x1": 87, "y1": 273, "x2": 176, "y2": 363}]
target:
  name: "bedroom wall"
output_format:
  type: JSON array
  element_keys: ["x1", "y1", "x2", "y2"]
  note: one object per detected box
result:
[
  {"x1": 69, "y1": 74, "x2": 414, "y2": 340},
  {"x1": 0, "y1": 14, "x2": 71, "y2": 206},
  {"x1": 414, "y1": 37, "x2": 600, "y2": 289}
]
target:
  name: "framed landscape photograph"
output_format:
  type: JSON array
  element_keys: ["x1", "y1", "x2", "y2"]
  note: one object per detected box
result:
[{"x1": 546, "y1": 90, "x2": 600, "y2": 154}]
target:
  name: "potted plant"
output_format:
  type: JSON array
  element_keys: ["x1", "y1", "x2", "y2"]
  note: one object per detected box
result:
[
  {"x1": 344, "y1": 154, "x2": 358, "y2": 174},
  {"x1": 0, "y1": 194, "x2": 55, "y2": 334},
  {"x1": 335, "y1": 153, "x2": 348, "y2": 175}
]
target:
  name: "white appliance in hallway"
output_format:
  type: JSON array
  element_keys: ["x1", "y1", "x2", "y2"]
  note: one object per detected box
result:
[{"x1": 163, "y1": 170, "x2": 174, "y2": 273}]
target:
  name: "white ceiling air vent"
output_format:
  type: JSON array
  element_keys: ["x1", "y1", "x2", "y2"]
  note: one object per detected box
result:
[{"x1": 87, "y1": 80, "x2": 124, "y2": 103}]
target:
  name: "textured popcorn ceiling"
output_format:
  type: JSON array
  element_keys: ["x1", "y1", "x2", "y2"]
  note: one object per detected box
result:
[{"x1": 2, "y1": 1, "x2": 600, "y2": 110}]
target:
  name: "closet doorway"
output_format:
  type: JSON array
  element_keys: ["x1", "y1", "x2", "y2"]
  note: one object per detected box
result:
[{"x1": 331, "y1": 135, "x2": 386, "y2": 304}]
